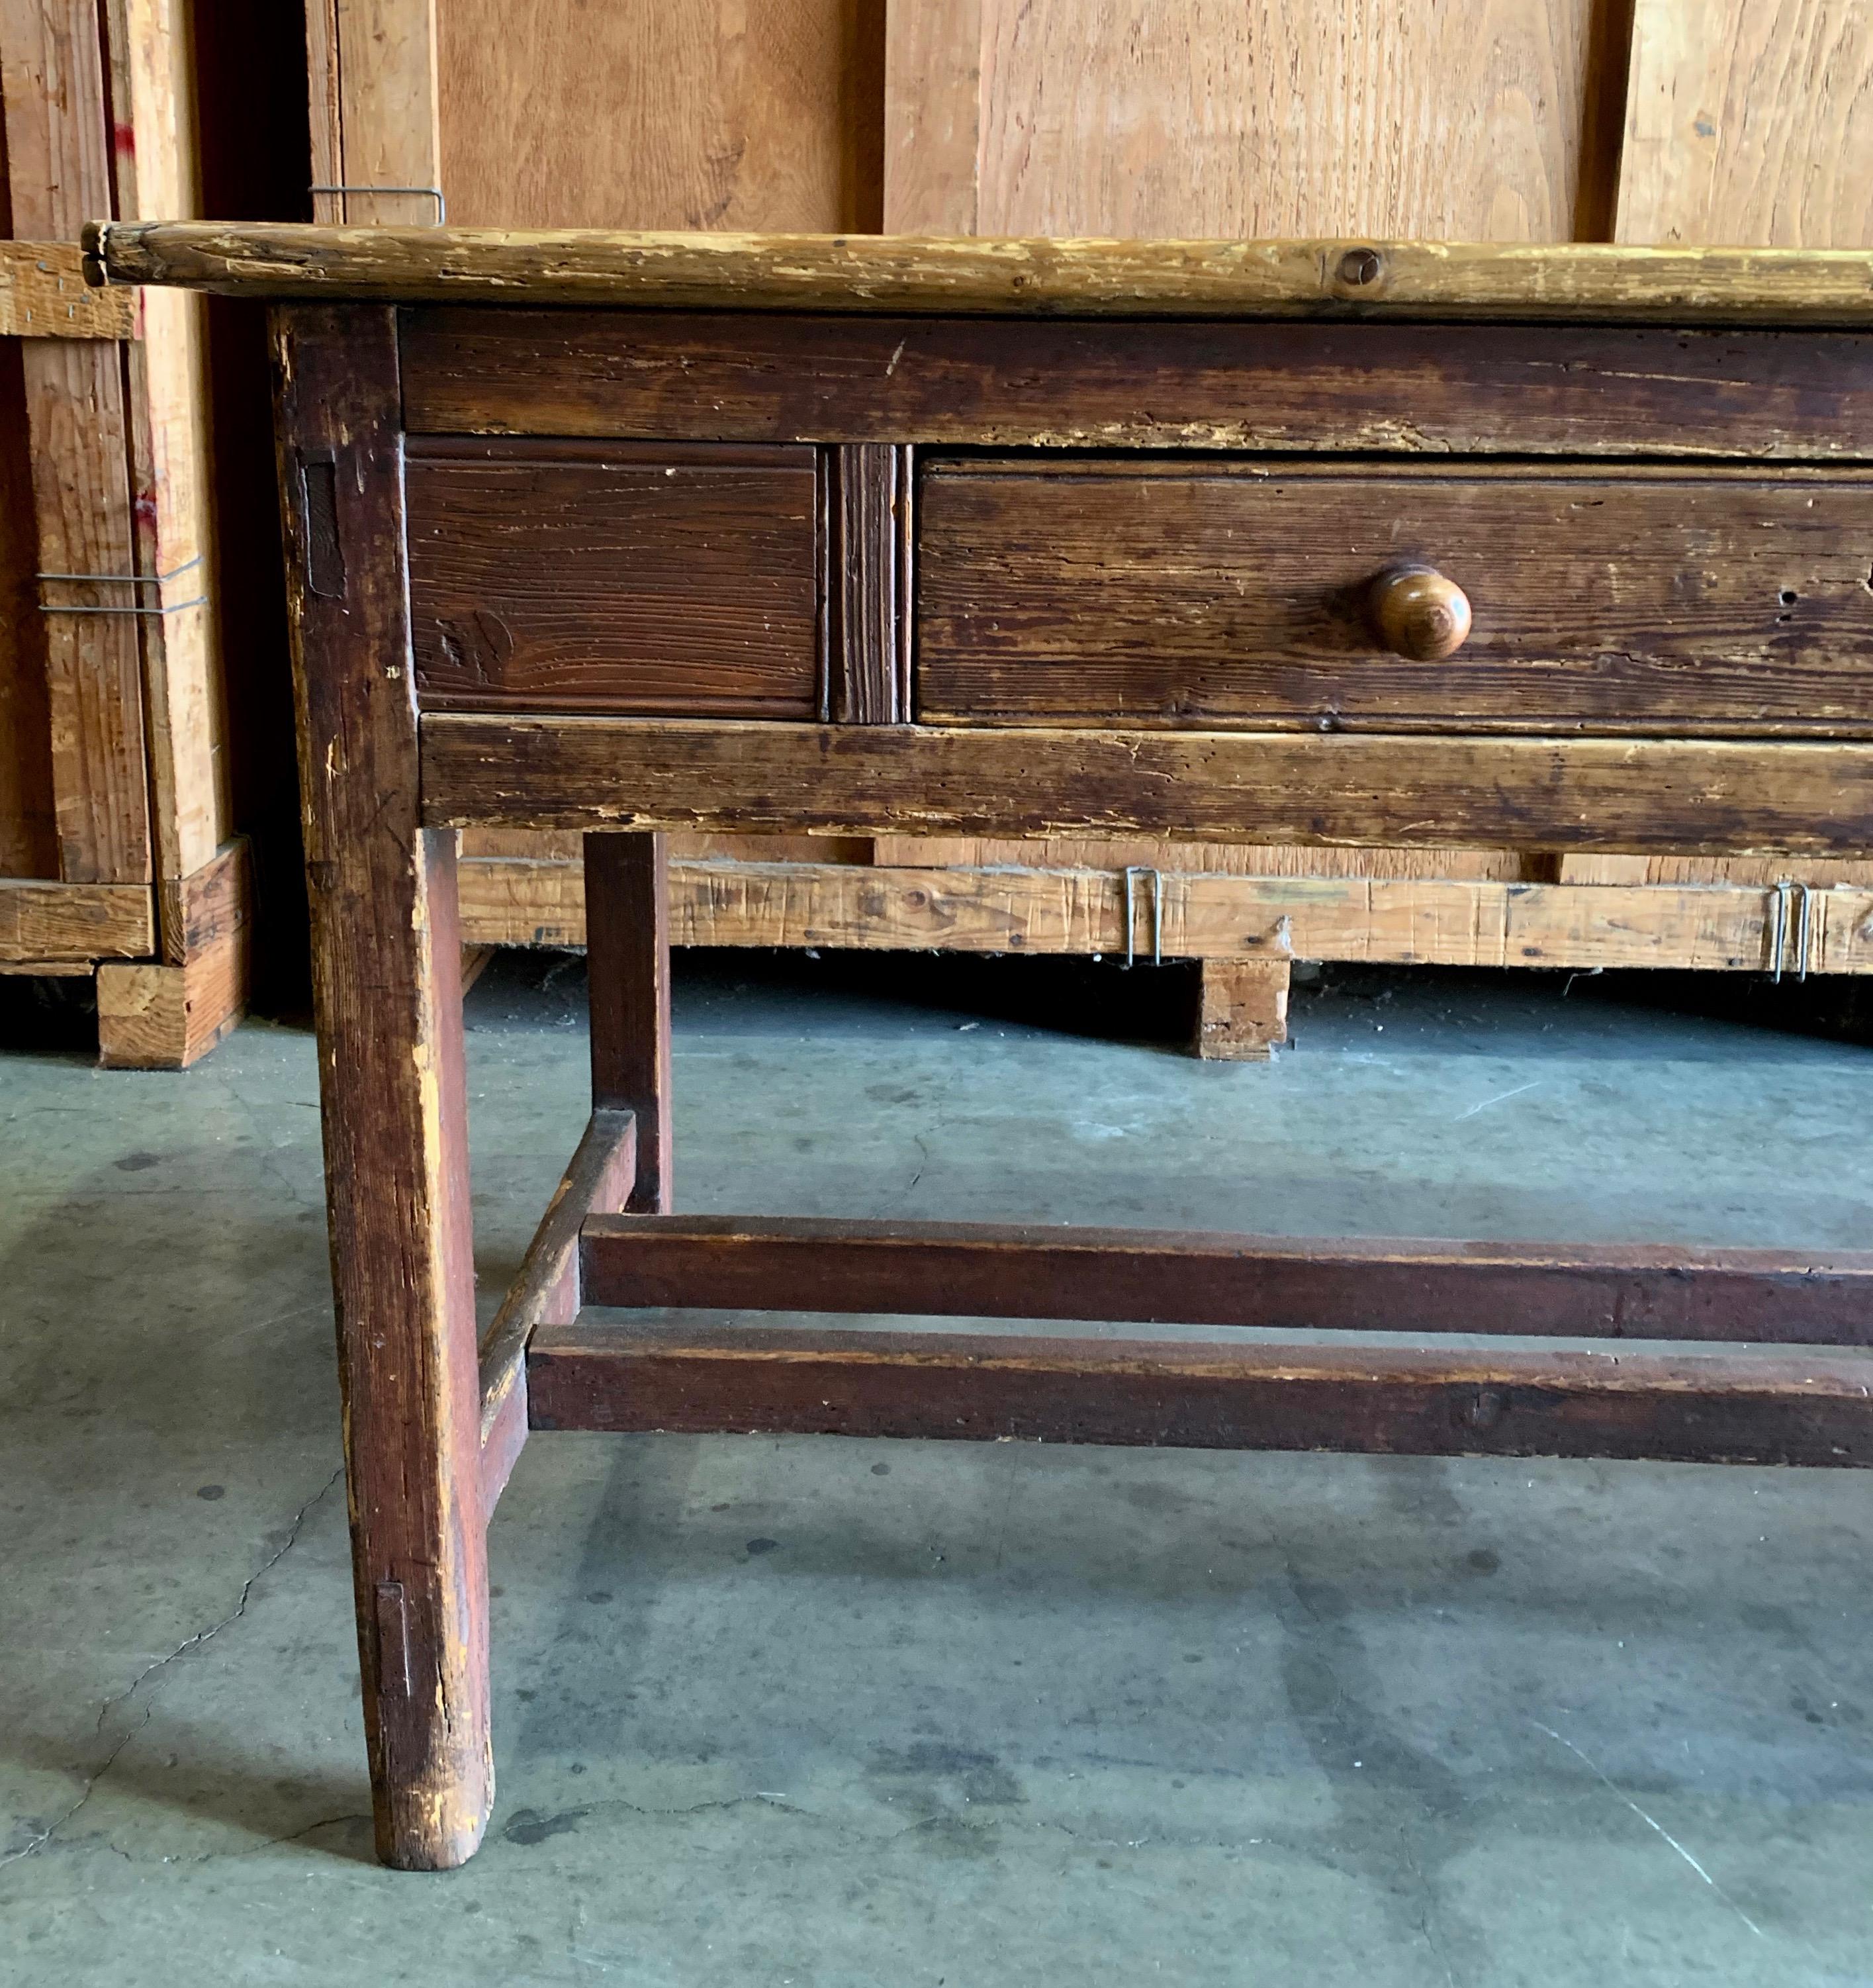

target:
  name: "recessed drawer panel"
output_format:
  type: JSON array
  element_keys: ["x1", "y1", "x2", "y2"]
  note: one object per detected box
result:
[
  {"x1": 916, "y1": 461, "x2": 1873, "y2": 734},
  {"x1": 409, "y1": 440, "x2": 821, "y2": 716}
]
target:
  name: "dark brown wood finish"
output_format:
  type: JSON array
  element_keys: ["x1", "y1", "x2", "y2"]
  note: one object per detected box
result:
[
  {"x1": 477, "y1": 1108, "x2": 638, "y2": 1514},
  {"x1": 579, "y1": 1217, "x2": 1873, "y2": 1347},
  {"x1": 422, "y1": 718, "x2": 1873, "y2": 858},
  {"x1": 399, "y1": 310, "x2": 1873, "y2": 458},
  {"x1": 272, "y1": 305, "x2": 490, "y2": 1871},
  {"x1": 833, "y1": 442, "x2": 913, "y2": 723},
  {"x1": 406, "y1": 439, "x2": 821, "y2": 715},
  {"x1": 584, "y1": 832, "x2": 673, "y2": 1212},
  {"x1": 527, "y1": 1320, "x2": 1873, "y2": 1470},
  {"x1": 918, "y1": 461, "x2": 1873, "y2": 734}
]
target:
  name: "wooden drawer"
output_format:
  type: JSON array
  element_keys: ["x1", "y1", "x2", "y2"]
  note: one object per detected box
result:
[
  {"x1": 408, "y1": 439, "x2": 821, "y2": 715},
  {"x1": 916, "y1": 461, "x2": 1873, "y2": 735}
]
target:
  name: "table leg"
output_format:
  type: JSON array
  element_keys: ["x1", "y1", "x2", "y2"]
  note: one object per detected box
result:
[
  {"x1": 274, "y1": 303, "x2": 492, "y2": 1868},
  {"x1": 585, "y1": 830, "x2": 673, "y2": 1211}
]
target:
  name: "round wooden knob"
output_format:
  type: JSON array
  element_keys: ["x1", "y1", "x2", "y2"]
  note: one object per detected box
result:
[{"x1": 1369, "y1": 565, "x2": 1471, "y2": 661}]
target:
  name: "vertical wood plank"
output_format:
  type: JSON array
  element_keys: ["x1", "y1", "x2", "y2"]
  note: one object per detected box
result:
[
  {"x1": 435, "y1": 1, "x2": 882, "y2": 230},
  {"x1": 1616, "y1": 0, "x2": 1873, "y2": 246},
  {"x1": 585, "y1": 831, "x2": 674, "y2": 1213},
  {"x1": 114, "y1": 0, "x2": 231, "y2": 908},
  {"x1": 883, "y1": 0, "x2": 983, "y2": 231},
  {"x1": 330, "y1": 0, "x2": 441, "y2": 226},
  {"x1": 835, "y1": 442, "x2": 910, "y2": 726},
  {"x1": 0, "y1": 0, "x2": 152, "y2": 884},
  {"x1": 273, "y1": 302, "x2": 490, "y2": 1870}
]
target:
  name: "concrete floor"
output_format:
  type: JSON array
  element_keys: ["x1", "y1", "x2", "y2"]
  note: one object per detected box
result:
[{"x1": 3, "y1": 952, "x2": 1872, "y2": 1986}]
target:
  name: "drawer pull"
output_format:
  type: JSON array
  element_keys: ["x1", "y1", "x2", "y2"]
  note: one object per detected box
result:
[{"x1": 1369, "y1": 565, "x2": 1471, "y2": 661}]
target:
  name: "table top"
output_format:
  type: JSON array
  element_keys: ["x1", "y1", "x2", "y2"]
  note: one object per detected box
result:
[{"x1": 85, "y1": 222, "x2": 1873, "y2": 325}]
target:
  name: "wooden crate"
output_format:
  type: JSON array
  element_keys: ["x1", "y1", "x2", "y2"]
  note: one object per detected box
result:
[
  {"x1": 0, "y1": 0, "x2": 251, "y2": 1065},
  {"x1": 307, "y1": 1, "x2": 1873, "y2": 1057}
]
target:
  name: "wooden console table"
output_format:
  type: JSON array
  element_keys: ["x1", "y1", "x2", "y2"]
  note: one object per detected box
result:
[{"x1": 89, "y1": 222, "x2": 1873, "y2": 1869}]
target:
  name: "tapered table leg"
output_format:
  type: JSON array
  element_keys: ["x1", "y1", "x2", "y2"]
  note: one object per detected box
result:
[{"x1": 274, "y1": 303, "x2": 492, "y2": 1868}]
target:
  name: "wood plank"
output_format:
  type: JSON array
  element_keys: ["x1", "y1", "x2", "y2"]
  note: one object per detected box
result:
[
  {"x1": 477, "y1": 1108, "x2": 637, "y2": 1513},
  {"x1": 436, "y1": 0, "x2": 883, "y2": 232},
  {"x1": 95, "y1": 935, "x2": 249, "y2": 1067},
  {"x1": 585, "y1": 834, "x2": 672, "y2": 1213},
  {"x1": 4, "y1": 0, "x2": 152, "y2": 884},
  {"x1": 91, "y1": 221, "x2": 1873, "y2": 324},
  {"x1": 0, "y1": 879, "x2": 153, "y2": 961},
  {"x1": 394, "y1": 307, "x2": 1873, "y2": 459},
  {"x1": 868, "y1": 837, "x2": 1536, "y2": 879},
  {"x1": 527, "y1": 1319, "x2": 1873, "y2": 1469},
  {"x1": 0, "y1": 243, "x2": 136, "y2": 336},
  {"x1": 327, "y1": 0, "x2": 441, "y2": 228},
  {"x1": 0, "y1": 336, "x2": 56, "y2": 880},
  {"x1": 273, "y1": 303, "x2": 489, "y2": 1870},
  {"x1": 919, "y1": 461, "x2": 1873, "y2": 735},
  {"x1": 405, "y1": 440, "x2": 821, "y2": 716},
  {"x1": 1197, "y1": 957, "x2": 1289, "y2": 1061},
  {"x1": 833, "y1": 443, "x2": 910, "y2": 724},
  {"x1": 882, "y1": 0, "x2": 982, "y2": 233},
  {"x1": 453, "y1": 853, "x2": 1873, "y2": 972},
  {"x1": 113, "y1": 0, "x2": 232, "y2": 894},
  {"x1": 1618, "y1": 0, "x2": 1873, "y2": 248},
  {"x1": 422, "y1": 719, "x2": 1873, "y2": 860},
  {"x1": 964, "y1": 0, "x2": 1597, "y2": 241},
  {"x1": 661, "y1": 861, "x2": 1873, "y2": 972},
  {"x1": 96, "y1": 837, "x2": 254, "y2": 1066},
  {"x1": 580, "y1": 1216, "x2": 1873, "y2": 1349}
]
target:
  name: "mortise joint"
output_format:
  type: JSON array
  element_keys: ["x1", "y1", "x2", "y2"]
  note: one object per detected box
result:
[
  {"x1": 375, "y1": 1580, "x2": 412, "y2": 1698},
  {"x1": 300, "y1": 448, "x2": 347, "y2": 600}
]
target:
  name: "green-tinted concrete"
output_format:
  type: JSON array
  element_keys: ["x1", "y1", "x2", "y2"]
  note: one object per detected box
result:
[{"x1": 2, "y1": 955, "x2": 1871, "y2": 1985}]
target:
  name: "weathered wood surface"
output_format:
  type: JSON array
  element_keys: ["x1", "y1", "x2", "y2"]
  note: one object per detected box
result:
[
  {"x1": 832, "y1": 444, "x2": 912, "y2": 724},
  {"x1": 112, "y1": 0, "x2": 233, "y2": 899},
  {"x1": 7, "y1": 1, "x2": 150, "y2": 884},
  {"x1": 89, "y1": 222, "x2": 1873, "y2": 322},
  {"x1": 95, "y1": 937, "x2": 248, "y2": 1068},
  {"x1": 580, "y1": 1216, "x2": 1873, "y2": 1348},
  {"x1": 422, "y1": 719, "x2": 1873, "y2": 859},
  {"x1": 1197, "y1": 958, "x2": 1290, "y2": 1060},
  {"x1": 1618, "y1": 0, "x2": 1873, "y2": 250},
  {"x1": 0, "y1": 242, "x2": 135, "y2": 336},
  {"x1": 528, "y1": 1319, "x2": 1873, "y2": 1469},
  {"x1": 438, "y1": 0, "x2": 882, "y2": 232},
  {"x1": 406, "y1": 440, "x2": 820, "y2": 716},
  {"x1": 0, "y1": 878, "x2": 152, "y2": 961},
  {"x1": 312, "y1": 0, "x2": 441, "y2": 228},
  {"x1": 890, "y1": 0, "x2": 1609, "y2": 243},
  {"x1": 456, "y1": 856, "x2": 1873, "y2": 975},
  {"x1": 274, "y1": 304, "x2": 490, "y2": 1870},
  {"x1": 585, "y1": 833, "x2": 673, "y2": 1214},
  {"x1": 396, "y1": 308, "x2": 1873, "y2": 459},
  {"x1": 477, "y1": 1108, "x2": 637, "y2": 1515},
  {"x1": 919, "y1": 461, "x2": 1873, "y2": 734},
  {"x1": 95, "y1": 837, "x2": 254, "y2": 1068}
]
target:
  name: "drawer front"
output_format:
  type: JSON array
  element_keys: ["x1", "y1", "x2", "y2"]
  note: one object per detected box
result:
[
  {"x1": 916, "y1": 461, "x2": 1873, "y2": 734},
  {"x1": 408, "y1": 440, "x2": 821, "y2": 716}
]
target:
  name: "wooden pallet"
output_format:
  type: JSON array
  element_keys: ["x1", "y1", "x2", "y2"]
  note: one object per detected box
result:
[
  {"x1": 0, "y1": 0, "x2": 250, "y2": 1064},
  {"x1": 449, "y1": 831, "x2": 1872, "y2": 1061}
]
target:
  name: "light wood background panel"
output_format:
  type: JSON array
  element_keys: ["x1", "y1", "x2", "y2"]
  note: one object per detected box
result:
[
  {"x1": 1618, "y1": 0, "x2": 1873, "y2": 246},
  {"x1": 887, "y1": 0, "x2": 1608, "y2": 238},
  {"x1": 437, "y1": 0, "x2": 885, "y2": 230}
]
